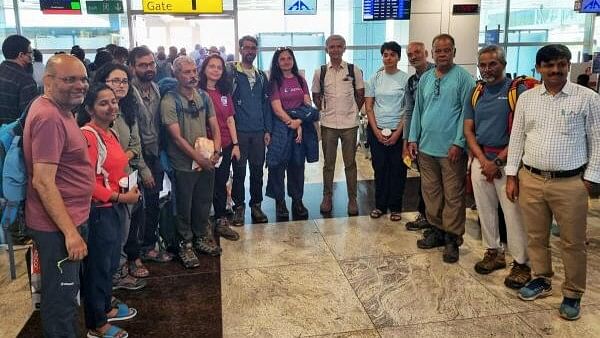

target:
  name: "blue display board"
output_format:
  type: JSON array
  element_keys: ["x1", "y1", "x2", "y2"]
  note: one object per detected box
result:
[
  {"x1": 363, "y1": 0, "x2": 411, "y2": 21},
  {"x1": 580, "y1": 0, "x2": 600, "y2": 13},
  {"x1": 284, "y1": 0, "x2": 317, "y2": 15}
]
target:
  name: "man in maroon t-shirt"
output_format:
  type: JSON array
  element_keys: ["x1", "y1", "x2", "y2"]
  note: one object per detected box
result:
[{"x1": 23, "y1": 54, "x2": 93, "y2": 337}]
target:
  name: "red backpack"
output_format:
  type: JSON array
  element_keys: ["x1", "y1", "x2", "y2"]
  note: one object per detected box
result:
[{"x1": 471, "y1": 75, "x2": 540, "y2": 134}]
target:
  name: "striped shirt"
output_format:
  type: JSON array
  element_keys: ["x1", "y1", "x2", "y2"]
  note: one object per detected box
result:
[
  {"x1": 506, "y1": 81, "x2": 600, "y2": 183},
  {"x1": 0, "y1": 61, "x2": 38, "y2": 124}
]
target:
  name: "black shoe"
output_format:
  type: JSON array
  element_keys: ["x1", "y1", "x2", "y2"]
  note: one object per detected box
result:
[
  {"x1": 443, "y1": 233, "x2": 460, "y2": 263},
  {"x1": 405, "y1": 213, "x2": 432, "y2": 231},
  {"x1": 232, "y1": 205, "x2": 245, "y2": 227},
  {"x1": 250, "y1": 203, "x2": 268, "y2": 223},
  {"x1": 416, "y1": 227, "x2": 445, "y2": 249},
  {"x1": 276, "y1": 200, "x2": 289, "y2": 219},
  {"x1": 292, "y1": 200, "x2": 308, "y2": 219}
]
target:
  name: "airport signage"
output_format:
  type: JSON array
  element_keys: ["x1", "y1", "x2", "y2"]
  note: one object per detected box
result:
[
  {"x1": 142, "y1": 0, "x2": 223, "y2": 14},
  {"x1": 86, "y1": 1, "x2": 124, "y2": 14},
  {"x1": 284, "y1": 0, "x2": 317, "y2": 15},
  {"x1": 40, "y1": 0, "x2": 82, "y2": 14}
]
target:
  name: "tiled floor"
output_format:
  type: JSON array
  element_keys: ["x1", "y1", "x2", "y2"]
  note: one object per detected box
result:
[{"x1": 220, "y1": 203, "x2": 600, "y2": 338}]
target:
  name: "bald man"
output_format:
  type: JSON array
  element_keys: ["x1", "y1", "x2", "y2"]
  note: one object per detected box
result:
[{"x1": 23, "y1": 54, "x2": 94, "y2": 337}]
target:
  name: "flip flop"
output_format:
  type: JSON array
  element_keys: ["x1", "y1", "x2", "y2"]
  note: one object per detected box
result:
[
  {"x1": 107, "y1": 303, "x2": 137, "y2": 322},
  {"x1": 87, "y1": 325, "x2": 128, "y2": 338}
]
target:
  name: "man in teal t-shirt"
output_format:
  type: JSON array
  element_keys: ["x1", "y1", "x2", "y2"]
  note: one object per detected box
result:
[{"x1": 408, "y1": 34, "x2": 475, "y2": 263}]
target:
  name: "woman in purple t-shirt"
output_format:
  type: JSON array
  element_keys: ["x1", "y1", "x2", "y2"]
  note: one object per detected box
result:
[
  {"x1": 267, "y1": 47, "x2": 312, "y2": 220},
  {"x1": 199, "y1": 54, "x2": 240, "y2": 242}
]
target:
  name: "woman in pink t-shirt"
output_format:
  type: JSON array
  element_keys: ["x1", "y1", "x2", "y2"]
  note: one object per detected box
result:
[
  {"x1": 199, "y1": 54, "x2": 240, "y2": 241},
  {"x1": 267, "y1": 47, "x2": 312, "y2": 220}
]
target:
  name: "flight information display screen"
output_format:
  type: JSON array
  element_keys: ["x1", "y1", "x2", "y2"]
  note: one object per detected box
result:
[{"x1": 363, "y1": 0, "x2": 411, "y2": 21}]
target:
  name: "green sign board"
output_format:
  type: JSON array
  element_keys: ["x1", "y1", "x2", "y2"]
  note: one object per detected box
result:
[{"x1": 86, "y1": 1, "x2": 124, "y2": 14}]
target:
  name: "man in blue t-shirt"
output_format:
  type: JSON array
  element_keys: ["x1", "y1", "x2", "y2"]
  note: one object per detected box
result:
[
  {"x1": 463, "y1": 45, "x2": 531, "y2": 289},
  {"x1": 408, "y1": 34, "x2": 475, "y2": 263}
]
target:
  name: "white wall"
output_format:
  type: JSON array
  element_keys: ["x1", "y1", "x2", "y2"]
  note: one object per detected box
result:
[{"x1": 409, "y1": 0, "x2": 481, "y2": 76}]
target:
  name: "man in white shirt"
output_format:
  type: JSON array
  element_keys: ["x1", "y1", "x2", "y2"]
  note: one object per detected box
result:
[
  {"x1": 505, "y1": 44, "x2": 600, "y2": 321},
  {"x1": 312, "y1": 34, "x2": 365, "y2": 216}
]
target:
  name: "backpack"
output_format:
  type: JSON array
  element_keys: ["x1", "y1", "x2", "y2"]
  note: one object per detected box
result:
[
  {"x1": 229, "y1": 62, "x2": 267, "y2": 98},
  {"x1": 80, "y1": 125, "x2": 120, "y2": 189},
  {"x1": 471, "y1": 75, "x2": 540, "y2": 134},
  {"x1": 319, "y1": 63, "x2": 359, "y2": 110}
]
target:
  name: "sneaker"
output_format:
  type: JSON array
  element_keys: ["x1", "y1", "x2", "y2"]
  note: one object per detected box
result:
[
  {"x1": 112, "y1": 274, "x2": 147, "y2": 291},
  {"x1": 320, "y1": 195, "x2": 332, "y2": 213},
  {"x1": 504, "y1": 261, "x2": 532, "y2": 289},
  {"x1": 194, "y1": 236, "x2": 222, "y2": 257},
  {"x1": 276, "y1": 200, "x2": 289, "y2": 219},
  {"x1": 178, "y1": 241, "x2": 201, "y2": 269},
  {"x1": 216, "y1": 218, "x2": 240, "y2": 241},
  {"x1": 347, "y1": 198, "x2": 358, "y2": 216},
  {"x1": 250, "y1": 203, "x2": 268, "y2": 223},
  {"x1": 292, "y1": 199, "x2": 308, "y2": 219},
  {"x1": 442, "y1": 233, "x2": 460, "y2": 263},
  {"x1": 405, "y1": 213, "x2": 432, "y2": 231},
  {"x1": 232, "y1": 205, "x2": 245, "y2": 227},
  {"x1": 474, "y1": 249, "x2": 506, "y2": 275},
  {"x1": 518, "y1": 277, "x2": 552, "y2": 301},
  {"x1": 559, "y1": 297, "x2": 581, "y2": 320},
  {"x1": 416, "y1": 227, "x2": 445, "y2": 249}
]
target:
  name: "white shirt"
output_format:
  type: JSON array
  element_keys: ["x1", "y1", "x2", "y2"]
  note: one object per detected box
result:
[
  {"x1": 311, "y1": 61, "x2": 364, "y2": 129},
  {"x1": 506, "y1": 81, "x2": 600, "y2": 183}
]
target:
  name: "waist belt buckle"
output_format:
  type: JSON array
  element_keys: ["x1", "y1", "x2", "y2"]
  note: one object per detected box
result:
[{"x1": 540, "y1": 170, "x2": 553, "y2": 180}]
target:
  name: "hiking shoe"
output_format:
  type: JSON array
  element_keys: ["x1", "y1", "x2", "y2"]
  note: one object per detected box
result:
[
  {"x1": 559, "y1": 297, "x2": 581, "y2": 321},
  {"x1": 417, "y1": 227, "x2": 445, "y2": 249},
  {"x1": 405, "y1": 213, "x2": 432, "y2": 231},
  {"x1": 276, "y1": 200, "x2": 289, "y2": 219},
  {"x1": 194, "y1": 236, "x2": 222, "y2": 257},
  {"x1": 442, "y1": 233, "x2": 460, "y2": 263},
  {"x1": 178, "y1": 241, "x2": 201, "y2": 269},
  {"x1": 232, "y1": 205, "x2": 245, "y2": 227},
  {"x1": 216, "y1": 218, "x2": 240, "y2": 241},
  {"x1": 112, "y1": 274, "x2": 147, "y2": 291},
  {"x1": 347, "y1": 198, "x2": 358, "y2": 216},
  {"x1": 518, "y1": 277, "x2": 552, "y2": 301},
  {"x1": 292, "y1": 199, "x2": 308, "y2": 219},
  {"x1": 551, "y1": 222, "x2": 560, "y2": 237},
  {"x1": 250, "y1": 203, "x2": 268, "y2": 223},
  {"x1": 474, "y1": 249, "x2": 506, "y2": 275},
  {"x1": 320, "y1": 195, "x2": 332, "y2": 213},
  {"x1": 504, "y1": 261, "x2": 532, "y2": 289}
]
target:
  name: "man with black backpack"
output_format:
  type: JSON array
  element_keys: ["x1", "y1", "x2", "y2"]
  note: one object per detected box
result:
[
  {"x1": 463, "y1": 45, "x2": 531, "y2": 290},
  {"x1": 228, "y1": 35, "x2": 271, "y2": 226},
  {"x1": 312, "y1": 34, "x2": 365, "y2": 216}
]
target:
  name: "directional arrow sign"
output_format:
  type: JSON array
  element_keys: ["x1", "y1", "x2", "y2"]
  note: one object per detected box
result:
[
  {"x1": 142, "y1": 0, "x2": 223, "y2": 14},
  {"x1": 86, "y1": 1, "x2": 124, "y2": 14}
]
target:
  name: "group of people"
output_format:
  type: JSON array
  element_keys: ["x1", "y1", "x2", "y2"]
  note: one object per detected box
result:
[{"x1": 0, "y1": 28, "x2": 597, "y2": 338}]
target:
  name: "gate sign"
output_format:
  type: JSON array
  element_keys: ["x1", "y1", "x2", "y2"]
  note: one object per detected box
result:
[
  {"x1": 284, "y1": 0, "x2": 317, "y2": 15},
  {"x1": 142, "y1": 0, "x2": 223, "y2": 14}
]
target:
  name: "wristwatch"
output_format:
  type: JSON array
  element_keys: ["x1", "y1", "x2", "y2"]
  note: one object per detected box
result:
[{"x1": 494, "y1": 157, "x2": 505, "y2": 167}]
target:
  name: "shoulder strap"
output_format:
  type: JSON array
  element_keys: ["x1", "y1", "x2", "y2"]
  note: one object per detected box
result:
[
  {"x1": 471, "y1": 81, "x2": 485, "y2": 109},
  {"x1": 81, "y1": 126, "x2": 113, "y2": 188},
  {"x1": 347, "y1": 63, "x2": 356, "y2": 91},
  {"x1": 319, "y1": 65, "x2": 327, "y2": 110},
  {"x1": 507, "y1": 75, "x2": 528, "y2": 114}
]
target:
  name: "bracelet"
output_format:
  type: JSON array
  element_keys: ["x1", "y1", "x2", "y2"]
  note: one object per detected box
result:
[{"x1": 232, "y1": 143, "x2": 239, "y2": 146}]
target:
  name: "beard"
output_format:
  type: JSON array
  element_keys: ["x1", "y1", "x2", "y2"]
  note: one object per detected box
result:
[
  {"x1": 138, "y1": 71, "x2": 156, "y2": 82},
  {"x1": 243, "y1": 54, "x2": 256, "y2": 64}
]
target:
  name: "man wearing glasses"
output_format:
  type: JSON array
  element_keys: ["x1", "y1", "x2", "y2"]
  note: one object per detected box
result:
[
  {"x1": 408, "y1": 34, "x2": 475, "y2": 263},
  {"x1": 228, "y1": 35, "x2": 271, "y2": 226},
  {"x1": 0, "y1": 34, "x2": 38, "y2": 125},
  {"x1": 128, "y1": 46, "x2": 173, "y2": 263},
  {"x1": 24, "y1": 54, "x2": 94, "y2": 337}
]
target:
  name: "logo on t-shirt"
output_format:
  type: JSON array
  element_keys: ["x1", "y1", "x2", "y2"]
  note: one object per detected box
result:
[
  {"x1": 283, "y1": 87, "x2": 303, "y2": 94},
  {"x1": 221, "y1": 95, "x2": 228, "y2": 107}
]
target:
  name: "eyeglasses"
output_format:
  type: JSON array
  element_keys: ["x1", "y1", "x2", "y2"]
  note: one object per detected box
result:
[
  {"x1": 136, "y1": 61, "x2": 156, "y2": 69},
  {"x1": 276, "y1": 46, "x2": 292, "y2": 52},
  {"x1": 187, "y1": 100, "x2": 200, "y2": 117},
  {"x1": 241, "y1": 45, "x2": 257, "y2": 51},
  {"x1": 48, "y1": 75, "x2": 89, "y2": 84},
  {"x1": 434, "y1": 77, "x2": 441, "y2": 97},
  {"x1": 106, "y1": 78, "x2": 129, "y2": 86}
]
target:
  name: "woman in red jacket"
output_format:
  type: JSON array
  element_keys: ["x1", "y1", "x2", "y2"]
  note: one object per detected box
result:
[{"x1": 79, "y1": 83, "x2": 140, "y2": 338}]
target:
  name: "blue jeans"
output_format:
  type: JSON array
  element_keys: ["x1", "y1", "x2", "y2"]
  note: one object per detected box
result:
[{"x1": 82, "y1": 205, "x2": 122, "y2": 329}]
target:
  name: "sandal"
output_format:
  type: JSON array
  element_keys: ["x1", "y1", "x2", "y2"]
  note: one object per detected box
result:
[
  {"x1": 107, "y1": 303, "x2": 137, "y2": 322},
  {"x1": 141, "y1": 249, "x2": 173, "y2": 263},
  {"x1": 390, "y1": 212, "x2": 402, "y2": 222},
  {"x1": 87, "y1": 325, "x2": 129, "y2": 338},
  {"x1": 370, "y1": 209, "x2": 384, "y2": 219},
  {"x1": 128, "y1": 260, "x2": 149, "y2": 278}
]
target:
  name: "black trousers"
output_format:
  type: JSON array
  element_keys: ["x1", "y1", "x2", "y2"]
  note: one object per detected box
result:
[
  {"x1": 266, "y1": 162, "x2": 305, "y2": 202},
  {"x1": 213, "y1": 144, "x2": 233, "y2": 219},
  {"x1": 29, "y1": 224, "x2": 88, "y2": 338},
  {"x1": 368, "y1": 129, "x2": 407, "y2": 212},
  {"x1": 232, "y1": 131, "x2": 266, "y2": 207},
  {"x1": 140, "y1": 154, "x2": 164, "y2": 253}
]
